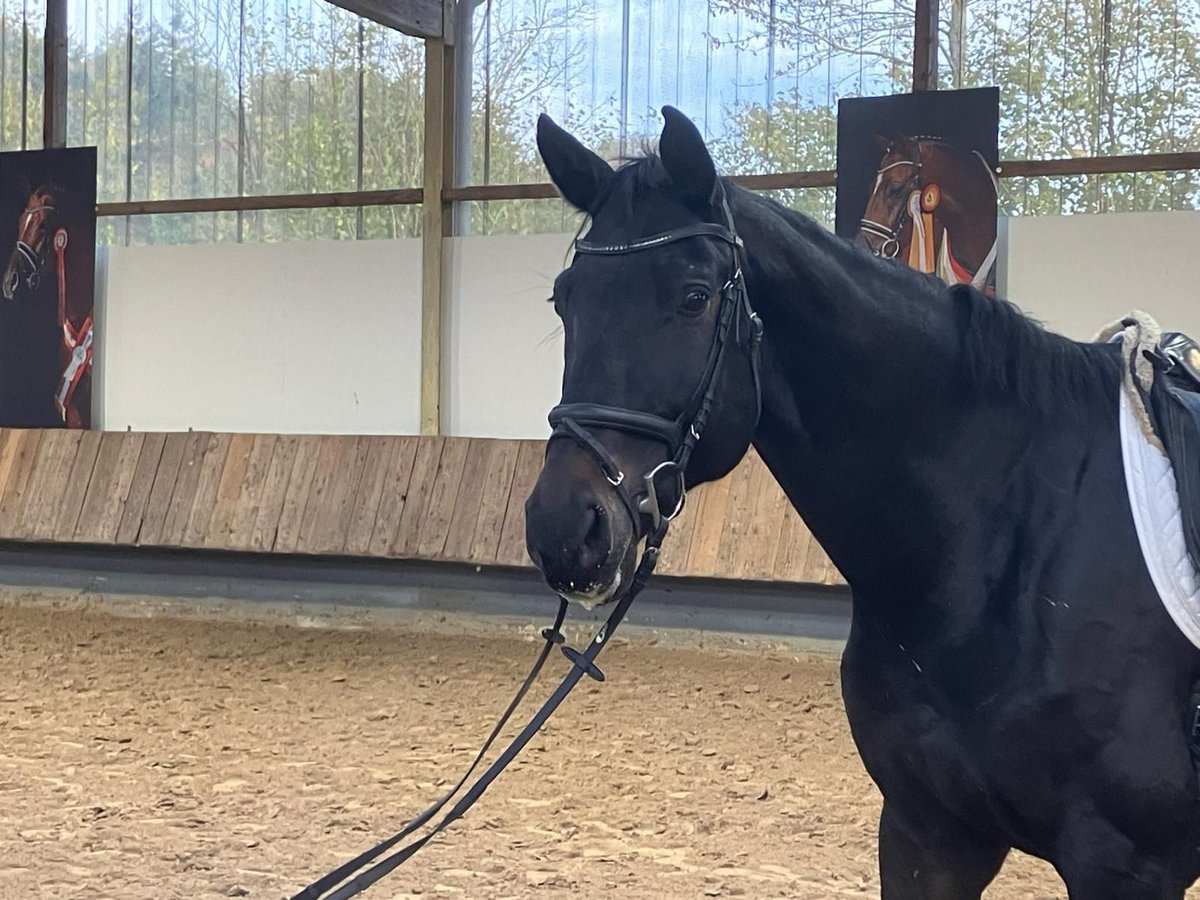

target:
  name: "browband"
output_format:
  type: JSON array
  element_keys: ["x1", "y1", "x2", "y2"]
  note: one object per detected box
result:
[{"x1": 574, "y1": 222, "x2": 742, "y2": 256}]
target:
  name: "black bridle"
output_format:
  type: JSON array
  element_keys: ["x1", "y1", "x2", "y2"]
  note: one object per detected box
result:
[
  {"x1": 547, "y1": 186, "x2": 764, "y2": 543},
  {"x1": 857, "y1": 150, "x2": 923, "y2": 259},
  {"x1": 288, "y1": 185, "x2": 763, "y2": 900},
  {"x1": 3, "y1": 203, "x2": 56, "y2": 300}
]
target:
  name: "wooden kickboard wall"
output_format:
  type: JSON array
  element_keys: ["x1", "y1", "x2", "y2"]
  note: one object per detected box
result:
[{"x1": 0, "y1": 429, "x2": 845, "y2": 587}]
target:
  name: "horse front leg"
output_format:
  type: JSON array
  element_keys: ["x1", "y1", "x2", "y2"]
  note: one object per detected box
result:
[
  {"x1": 1054, "y1": 813, "x2": 1193, "y2": 900},
  {"x1": 878, "y1": 800, "x2": 1009, "y2": 900}
]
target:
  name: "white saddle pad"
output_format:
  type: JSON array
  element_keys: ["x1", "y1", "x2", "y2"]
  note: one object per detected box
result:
[{"x1": 1119, "y1": 387, "x2": 1200, "y2": 648}]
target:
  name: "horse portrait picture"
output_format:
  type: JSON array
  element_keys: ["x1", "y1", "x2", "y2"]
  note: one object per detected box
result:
[
  {"x1": 0, "y1": 146, "x2": 97, "y2": 429},
  {"x1": 835, "y1": 87, "x2": 999, "y2": 295}
]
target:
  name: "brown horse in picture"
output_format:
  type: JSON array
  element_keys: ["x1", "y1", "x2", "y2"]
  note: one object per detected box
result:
[
  {"x1": 855, "y1": 133, "x2": 999, "y2": 294},
  {"x1": 1, "y1": 184, "x2": 92, "y2": 428}
]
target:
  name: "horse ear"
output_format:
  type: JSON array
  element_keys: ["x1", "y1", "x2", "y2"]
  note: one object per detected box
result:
[
  {"x1": 536, "y1": 113, "x2": 613, "y2": 215},
  {"x1": 873, "y1": 133, "x2": 892, "y2": 153},
  {"x1": 659, "y1": 105, "x2": 717, "y2": 206}
]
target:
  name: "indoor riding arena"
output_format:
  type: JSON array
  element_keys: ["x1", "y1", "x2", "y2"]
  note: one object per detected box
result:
[{"x1": 3, "y1": 1, "x2": 1200, "y2": 898}]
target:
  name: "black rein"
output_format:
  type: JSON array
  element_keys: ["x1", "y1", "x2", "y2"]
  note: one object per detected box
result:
[{"x1": 288, "y1": 184, "x2": 763, "y2": 899}]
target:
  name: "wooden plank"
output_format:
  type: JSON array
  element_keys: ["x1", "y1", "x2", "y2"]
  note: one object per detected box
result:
[
  {"x1": 440, "y1": 439, "x2": 493, "y2": 561},
  {"x1": 0, "y1": 431, "x2": 21, "y2": 500},
  {"x1": 714, "y1": 456, "x2": 763, "y2": 579},
  {"x1": 293, "y1": 438, "x2": 345, "y2": 553},
  {"x1": 96, "y1": 433, "x2": 146, "y2": 542},
  {"x1": 8, "y1": 432, "x2": 51, "y2": 542},
  {"x1": 416, "y1": 437, "x2": 470, "y2": 558},
  {"x1": 656, "y1": 484, "x2": 701, "y2": 576},
  {"x1": 0, "y1": 431, "x2": 44, "y2": 537},
  {"x1": 25, "y1": 429, "x2": 83, "y2": 540},
  {"x1": 749, "y1": 475, "x2": 794, "y2": 581},
  {"x1": 447, "y1": 169, "x2": 844, "y2": 200},
  {"x1": 344, "y1": 438, "x2": 398, "y2": 555},
  {"x1": 180, "y1": 433, "x2": 232, "y2": 546},
  {"x1": 203, "y1": 433, "x2": 256, "y2": 549},
  {"x1": 806, "y1": 537, "x2": 846, "y2": 587},
  {"x1": 115, "y1": 432, "x2": 167, "y2": 545},
  {"x1": 159, "y1": 432, "x2": 214, "y2": 546},
  {"x1": 389, "y1": 437, "x2": 445, "y2": 557},
  {"x1": 999, "y1": 151, "x2": 1200, "y2": 178},
  {"x1": 495, "y1": 440, "x2": 545, "y2": 568},
  {"x1": 226, "y1": 434, "x2": 278, "y2": 550},
  {"x1": 728, "y1": 454, "x2": 790, "y2": 581},
  {"x1": 466, "y1": 439, "x2": 520, "y2": 564},
  {"x1": 773, "y1": 504, "x2": 814, "y2": 583},
  {"x1": 249, "y1": 435, "x2": 300, "y2": 552},
  {"x1": 18, "y1": 429, "x2": 74, "y2": 538},
  {"x1": 54, "y1": 430, "x2": 102, "y2": 541},
  {"x1": 137, "y1": 432, "x2": 190, "y2": 546},
  {"x1": 297, "y1": 436, "x2": 368, "y2": 554},
  {"x1": 323, "y1": 437, "x2": 373, "y2": 553},
  {"x1": 366, "y1": 437, "x2": 420, "y2": 556},
  {"x1": 97, "y1": 187, "x2": 422, "y2": 218},
  {"x1": 74, "y1": 433, "x2": 145, "y2": 543},
  {"x1": 804, "y1": 533, "x2": 835, "y2": 586},
  {"x1": 325, "y1": 0, "x2": 443, "y2": 39},
  {"x1": 273, "y1": 436, "x2": 323, "y2": 553},
  {"x1": 683, "y1": 468, "x2": 734, "y2": 578},
  {"x1": 73, "y1": 432, "x2": 126, "y2": 541}
]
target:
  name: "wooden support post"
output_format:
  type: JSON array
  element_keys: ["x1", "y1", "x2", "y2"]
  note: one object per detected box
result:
[
  {"x1": 420, "y1": 36, "x2": 455, "y2": 436},
  {"x1": 912, "y1": 0, "x2": 939, "y2": 92},
  {"x1": 43, "y1": 0, "x2": 68, "y2": 147}
]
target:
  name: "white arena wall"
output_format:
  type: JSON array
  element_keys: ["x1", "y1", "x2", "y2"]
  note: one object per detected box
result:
[{"x1": 93, "y1": 209, "x2": 1200, "y2": 437}]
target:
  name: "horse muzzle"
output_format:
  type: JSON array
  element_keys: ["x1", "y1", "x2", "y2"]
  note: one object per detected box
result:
[{"x1": 524, "y1": 451, "x2": 642, "y2": 609}]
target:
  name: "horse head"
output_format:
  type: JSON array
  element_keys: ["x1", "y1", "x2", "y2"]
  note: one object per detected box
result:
[
  {"x1": 3, "y1": 184, "x2": 59, "y2": 301},
  {"x1": 524, "y1": 108, "x2": 764, "y2": 608},
  {"x1": 854, "y1": 133, "x2": 923, "y2": 259}
]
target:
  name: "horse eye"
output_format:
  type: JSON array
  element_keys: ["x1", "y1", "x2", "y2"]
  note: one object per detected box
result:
[{"x1": 681, "y1": 289, "x2": 709, "y2": 315}]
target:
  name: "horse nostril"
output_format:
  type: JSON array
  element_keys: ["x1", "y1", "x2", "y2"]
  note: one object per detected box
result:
[
  {"x1": 578, "y1": 504, "x2": 611, "y2": 570},
  {"x1": 588, "y1": 504, "x2": 606, "y2": 540}
]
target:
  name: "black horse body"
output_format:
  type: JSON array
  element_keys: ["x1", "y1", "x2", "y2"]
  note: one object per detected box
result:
[{"x1": 524, "y1": 107, "x2": 1200, "y2": 897}]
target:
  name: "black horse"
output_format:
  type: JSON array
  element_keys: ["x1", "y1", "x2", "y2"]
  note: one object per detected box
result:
[{"x1": 523, "y1": 106, "x2": 1200, "y2": 897}]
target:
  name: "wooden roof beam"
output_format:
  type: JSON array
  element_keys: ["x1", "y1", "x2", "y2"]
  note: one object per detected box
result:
[{"x1": 325, "y1": 0, "x2": 452, "y2": 41}]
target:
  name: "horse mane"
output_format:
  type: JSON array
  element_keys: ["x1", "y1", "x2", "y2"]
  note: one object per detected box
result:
[
  {"x1": 727, "y1": 181, "x2": 1118, "y2": 417},
  {"x1": 951, "y1": 282, "x2": 1118, "y2": 415},
  {"x1": 587, "y1": 151, "x2": 1118, "y2": 417}
]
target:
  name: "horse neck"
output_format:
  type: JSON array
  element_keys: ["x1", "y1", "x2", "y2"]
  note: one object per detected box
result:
[{"x1": 726, "y1": 186, "x2": 1116, "y2": 601}]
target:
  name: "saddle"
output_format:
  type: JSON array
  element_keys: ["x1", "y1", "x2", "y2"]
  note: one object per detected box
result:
[
  {"x1": 1108, "y1": 323, "x2": 1200, "y2": 762},
  {"x1": 1144, "y1": 331, "x2": 1200, "y2": 575}
]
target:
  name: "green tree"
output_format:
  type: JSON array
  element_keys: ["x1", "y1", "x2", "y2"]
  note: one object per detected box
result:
[
  {"x1": 946, "y1": 0, "x2": 1200, "y2": 214},
  {"x1": 715, "y1": 0, "x2": 1200, "y2": 216}
]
